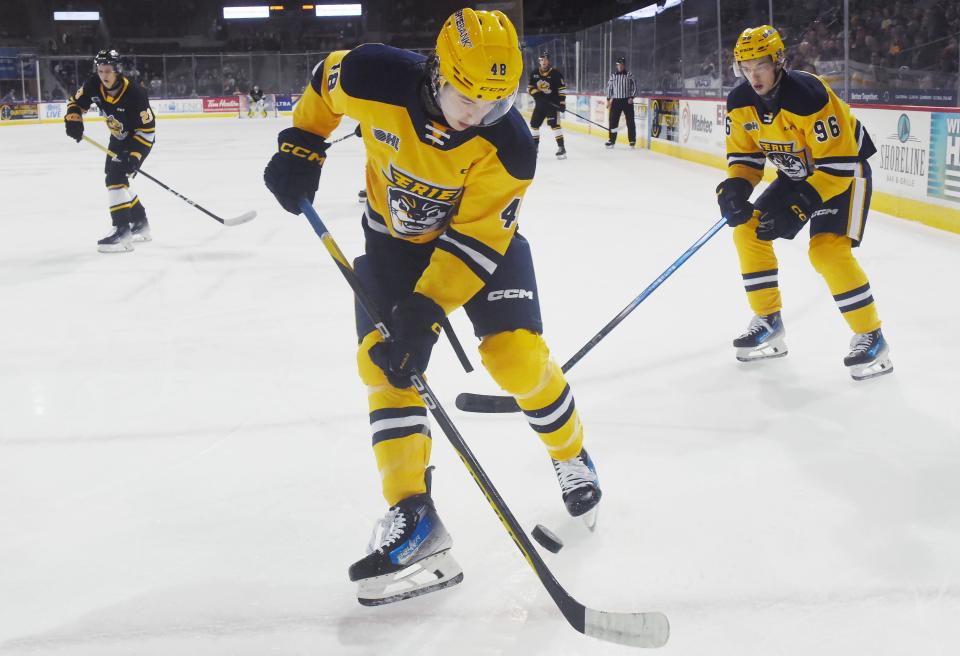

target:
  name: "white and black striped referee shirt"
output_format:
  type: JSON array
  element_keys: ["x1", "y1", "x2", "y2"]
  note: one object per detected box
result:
[{"x1": 607, "y1": 71, "x2": 637, "y2": 100}]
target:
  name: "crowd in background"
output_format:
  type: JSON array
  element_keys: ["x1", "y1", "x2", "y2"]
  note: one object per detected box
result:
[{"x1": 2, "y1": 0, "x2": 960, "y2": 102}]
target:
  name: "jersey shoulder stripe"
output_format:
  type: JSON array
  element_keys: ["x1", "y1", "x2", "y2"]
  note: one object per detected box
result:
[
  {"x1": 476, "y1": 110, "x2": 537, "y2": 181},
  {"x1": 778, "y1": 70, "x2": 830, "y2": 116},
  {"x1": 310, "y1": 43, "x2": 425, "y2": 107},
  {"x1": 726, "y1": 81, "x2": 757, "y2": 112}
]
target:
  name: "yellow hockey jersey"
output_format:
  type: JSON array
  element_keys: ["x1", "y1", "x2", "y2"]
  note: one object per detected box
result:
[
  {"x1": 725, "y1": 70, "x2": 876, "y2": 202},
  {"x1": 293, "y1": 44, "x2": 536, "y2": 315}
]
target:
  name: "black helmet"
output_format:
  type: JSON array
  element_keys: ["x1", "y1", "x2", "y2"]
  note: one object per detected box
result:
[
  {"x1": 94, "y1": 49, "x2": 122, "y2": 71},
  {"x1": 616, "y1": 56, "x2": 626, "y2": 65},
  {"x1": 538, "y1": 50, "x2": 550, "y2": 59}
]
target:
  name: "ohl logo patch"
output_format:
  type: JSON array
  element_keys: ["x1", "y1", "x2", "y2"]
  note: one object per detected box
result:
[{"x1": 383, "y1": 163, "x2": 462, "y2": 236}]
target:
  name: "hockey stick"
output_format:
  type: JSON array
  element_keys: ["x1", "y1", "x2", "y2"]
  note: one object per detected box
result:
[
  {"x1": 456, "y1": 218, "x2": 727, "y2": 413},
  {"x1": 298, "y1": 198, "x2": 669, "y2": 649},
  {"x1": 82, "y1": 136, "x2": 257, "y2": 226},
  {"x1": 550, "y1": 102, "x2": 610, "y2": 131}
]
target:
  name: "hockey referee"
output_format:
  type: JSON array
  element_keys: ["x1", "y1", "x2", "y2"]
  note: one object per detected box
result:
[{"x1": 605, "y1": 57, "x2": 637, "y2": 148}]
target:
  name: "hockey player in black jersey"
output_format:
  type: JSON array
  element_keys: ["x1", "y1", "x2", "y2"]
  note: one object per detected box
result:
[
  {"x1": 247, "y1": 84, "x2": 266, "y2": 117},
  {"x1": 65, "y1": 49, "x2": 156, "y2": 253},
  {"x1": 527, "y1": 51, "x2": 567, "y2": 159}
]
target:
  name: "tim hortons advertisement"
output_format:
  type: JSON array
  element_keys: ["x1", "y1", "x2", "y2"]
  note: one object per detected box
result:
[{"x1": 202, "y1": 96, "x2": 240, "y2": 113}]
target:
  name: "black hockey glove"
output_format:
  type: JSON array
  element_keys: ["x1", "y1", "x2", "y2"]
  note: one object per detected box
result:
[
  {"x1": 353, "y1": 123, "x2": 362, "y2": 137},
  {"x1": 368, "y1": 293, "x2": 445, "y2": 388},
  {"x1": 756, "y1": 181, "x2": 821, "y2": 241},
  {"x1": 716, "y1": 177, "x2": 755, "y2": 227},
  {"x1": 263, "y1": 127, "x2": 328, "y2": 215},
  {"x1": 117, "y1": 150, "x2": 143, "y2": 176},
  {"x1": 64, "y1": 111, "x2": 84, "y2": 142}
]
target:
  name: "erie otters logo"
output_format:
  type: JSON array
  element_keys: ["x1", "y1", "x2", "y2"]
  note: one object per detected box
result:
[
  {"x1": 383, "y1": 163, "x2": 463, "y2": 236},
  {"x1": 759, "y1": 140, "x2": 809, "y2": 179}
]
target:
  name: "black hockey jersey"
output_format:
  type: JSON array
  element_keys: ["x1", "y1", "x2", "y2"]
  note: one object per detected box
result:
[
  {"x1": 528, "y1": 68, "x2": 566, "y2": 107},
  {"x1": 249, "y1": 88, "x2": 265, "y2": 102},
  {"x1": 67, "y1": 74, "x2": 155, "y2": 157}
]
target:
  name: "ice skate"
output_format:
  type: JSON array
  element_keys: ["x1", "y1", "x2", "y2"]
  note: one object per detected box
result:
[
  {"x1": 844, "y1": 328, "x2": 893, "y2": 381},
  {"x1": 130, "y1": 216, "x2": 151, "y2": 243},
  {"x1": 348, "y1": 493, "x2": 463, "y2": 606},
  {"x1": 97, "y1": 223, "x2": 133, "y2": 253},
  {"x1": 555, "y1": 146, "x2": 567, "y2": 160},
  {"x1": 358, "y1": 189, "x2": 367, "y2": 204},
  {"x1": 553, "y1": 448, "x2": 602, "y2": 530},
  {"x1": 733, "y1": 311, "x2": 787, "y2": 361},
  {"x1": 604, "y1": 140, "x2": 615, "y2": 148}
]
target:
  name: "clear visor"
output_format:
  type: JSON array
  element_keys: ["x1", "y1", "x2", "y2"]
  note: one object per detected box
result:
[
  {"x1": 733, "y1": 57, "x2": 775, "y2": 78},
  {"x1": 436, "y1": 79, "x2": 518, "y2": 130}
]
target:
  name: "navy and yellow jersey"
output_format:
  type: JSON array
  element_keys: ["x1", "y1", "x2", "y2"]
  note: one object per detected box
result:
[
  {"x1": 725, "y1": 70, "x2": 876, "y2": 203},
  {"x1": 294, "y1": 43, "x2": 536, "y2": 315},
  {"x1": 528, "y1": 67, "x2": 566, "y2": 107},
  {"x1": 68, "y1": 74, "x2": 156, "y2": 157}
]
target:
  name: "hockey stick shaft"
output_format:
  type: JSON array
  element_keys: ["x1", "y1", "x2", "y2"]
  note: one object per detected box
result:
[
  {"x1": 550, "y1": 102, "x2": 611, "y2": 131},
  {"x1": 298, "y1": 198, "x2": 667, "y2": 648},
  {"x1": 456, "y1": 218, "x2": 727, "y2": 413},
  {"x1": 82, "y1": 135, "x2": 256, "y2": 226}
]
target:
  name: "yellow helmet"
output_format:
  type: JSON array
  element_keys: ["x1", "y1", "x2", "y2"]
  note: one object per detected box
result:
[
  {"x1": 733, "y1": 25, "x2": 785, "y2": 69},
  {"x1": 435, "y1": 8, "x2": 522, "y2": 101}
]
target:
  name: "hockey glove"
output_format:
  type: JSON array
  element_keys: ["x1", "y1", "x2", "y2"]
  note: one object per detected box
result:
[
  {"x1": 117, "y1": 150, "x2": 143, "y2": 176},
  {"x1": 263, "y1": 127, "x2": 328, "y2": 215},
  {"x1": 716, "y1": 177, "x2": 755, "y2": 227},
  {"x1": 756, "y1": 181, "x2": 821, "y2": 241},
  {"x1": 368, "y1": 293, "x2": 445, "y2": 388},
  {"x1": 353, "y1": 123, "x2": 362, "y2": 137},
  {"x1": 64, "y1": 111, "x2": 84, "y2": 142}
]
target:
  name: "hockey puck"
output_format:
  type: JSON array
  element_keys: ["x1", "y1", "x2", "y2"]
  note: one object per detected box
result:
[{"x1": 531, "y1": 524, "x2": 563, "y2": 553}]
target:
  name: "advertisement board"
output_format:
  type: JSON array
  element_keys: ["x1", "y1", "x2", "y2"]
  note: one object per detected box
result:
[
  {"x1": 677, "y1": 99, "x2": 725, "y2": 155},
  {"x1": 650, "y1": 98, "x2": 679, "y2": 142},
  {"x1": 155, "y1": 98, "x2": 203, "y2": 115},
  {"x1": 202, "y1": 96, "x2": 240, "y2": 113},
  {"x1": 0, "y1": 102, "x2": 39, "y2": 121},
  {"x1": 855, "y1": 108, "x2": 930, "y2": 200},
  {"x1": 928, "y1": 112, "x2": 960, "y2": 204}
]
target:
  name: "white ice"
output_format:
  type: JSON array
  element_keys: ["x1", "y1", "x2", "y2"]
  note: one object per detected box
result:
[{"x1": 1, "y1": 116, "x2": 958, "y2": 656}]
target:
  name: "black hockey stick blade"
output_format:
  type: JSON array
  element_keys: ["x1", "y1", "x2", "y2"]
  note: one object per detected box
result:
[
  {"x1": 222, "y1": 210, "x2": 258, "y2": 226},
  {"x1": 455, "y1": 392, "x2": 520, "y2": 413}
]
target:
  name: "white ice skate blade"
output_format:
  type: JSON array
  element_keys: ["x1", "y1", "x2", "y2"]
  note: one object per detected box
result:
[
  {"x1": 736, "y1": 337, "x2": 788, "y2": 362},
  {"x1": 850, "y1": 356, "x2": 894, "y2": 381},
  {"x1": 581, "y1": 506, "x2": 599, "y2": 532},
  {"x1": 356, "y1": 549, "x2": 463, "y2": 606},
  {"x1": 98, "y1": 241, "x2": 134, "y2": 253},
  {"x1": 556, "y1": 154, "x2": 567, "y2": 160}
]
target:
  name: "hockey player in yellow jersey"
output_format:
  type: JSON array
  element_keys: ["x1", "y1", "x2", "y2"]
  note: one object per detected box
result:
[
  {"x1": 715, "y1": 26, "x2": 893, "y2": 381},
  {"x1": 263, "y1": 8, "x2": 601, "y2": 605}
]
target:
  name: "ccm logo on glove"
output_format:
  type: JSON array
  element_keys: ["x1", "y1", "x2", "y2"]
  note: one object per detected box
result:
[{"x1": 279, "y1": 142, "x2": 326, "y2": 163}]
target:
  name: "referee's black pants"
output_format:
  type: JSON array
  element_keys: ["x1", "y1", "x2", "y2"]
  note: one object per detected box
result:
[{"x1": 608, "y1": 98, "x2": 636, "y2": 145}]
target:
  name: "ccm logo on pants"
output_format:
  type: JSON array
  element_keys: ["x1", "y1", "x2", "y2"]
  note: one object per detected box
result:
[{"x1": 487, "y1": 289, "x2": 534, "y2": 301}]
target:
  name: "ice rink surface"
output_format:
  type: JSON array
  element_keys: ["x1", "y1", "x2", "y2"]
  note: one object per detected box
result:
[{"x1": 1, "y1": 116, "x2": 958, "y2": 656}]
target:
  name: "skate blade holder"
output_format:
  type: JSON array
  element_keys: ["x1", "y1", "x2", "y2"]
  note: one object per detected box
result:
[
  {"x1": 356, "y1": 550, "x2": 463, "y2": 606},
  {"x1": 736, "y1": 337, "x2": 788, "y2": 362},
  {"x1": 850, "y1": 356, "x2": 893, "y2": 381}
]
